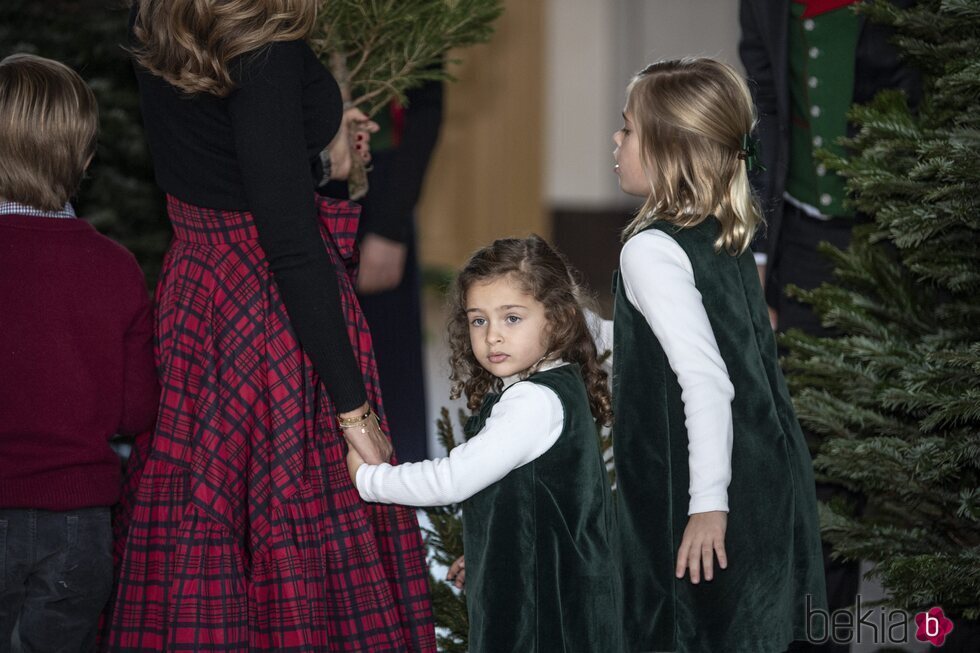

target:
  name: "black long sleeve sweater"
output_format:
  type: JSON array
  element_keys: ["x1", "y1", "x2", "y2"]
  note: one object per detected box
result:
[{"x1": 135, "y1": 35, "x2": 367, "y2": 412}]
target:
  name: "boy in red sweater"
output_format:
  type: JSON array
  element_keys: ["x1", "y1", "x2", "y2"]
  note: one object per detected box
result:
[{"x1": 0, "y1": 54, "x2": 159, "y2": 650}]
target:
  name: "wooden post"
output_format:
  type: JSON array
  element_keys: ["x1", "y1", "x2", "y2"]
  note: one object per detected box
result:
[{"x1": 416, "y1": 0, "x2": 545, "y2": 270}]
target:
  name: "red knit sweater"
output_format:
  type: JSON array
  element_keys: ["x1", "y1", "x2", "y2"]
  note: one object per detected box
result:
[{"x1": 0, "y1": 213, "x2": 159, "y2": 510}]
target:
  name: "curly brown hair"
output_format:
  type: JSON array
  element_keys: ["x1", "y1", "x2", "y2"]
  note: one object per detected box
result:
[
  {"x1": 447, "y1": 235, "x2": 613, "y2": 426},
  {"x1": 131, "y1": 0, "x2": 317, "y2": 97}
]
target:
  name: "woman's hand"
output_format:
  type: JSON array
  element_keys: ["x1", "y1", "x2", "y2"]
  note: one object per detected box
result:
[
  {"x1": 356, "y1": 233, "x2": 408, "y2": 295},
  {"x1": 339, "y1": 402, "x2": 392, "y2": 464},
  {"x1": 347, "y1": 446, "x2": 366, "y2": 486},
  {"x1": 447, "y1": 555, "x2": 466, "y2": 590},
  {"x1": 675, "y1": 511, "x2": 728, "y2": 584},
  {"x1": 327, "y1": 107, "x2": 380, "y2": 181}
]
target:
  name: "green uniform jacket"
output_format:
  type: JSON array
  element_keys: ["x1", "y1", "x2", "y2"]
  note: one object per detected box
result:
[
  {"x1": 613, "y1": 220, "x2": 827, "y2": 652},
  {"x1": 462, "y1": 364, "x2": 625, "y2": 653}
]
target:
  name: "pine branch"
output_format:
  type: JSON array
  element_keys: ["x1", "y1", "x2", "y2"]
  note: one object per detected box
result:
[
  {"x1": 420, "y1": 407, "x2": 469, "y2": 651},
  {"x1": 311, "y1": 0, "x2": 503, "y2": 117}
]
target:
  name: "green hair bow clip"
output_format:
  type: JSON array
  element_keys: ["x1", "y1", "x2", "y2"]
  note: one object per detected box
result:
[{"x1": 739, "y1": 133, "x2": 766, "y2": 173}]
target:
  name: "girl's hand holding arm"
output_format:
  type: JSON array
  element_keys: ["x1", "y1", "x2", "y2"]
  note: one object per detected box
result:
[
  {"x1": 355, "y1": 382, "x2": 563, "y2": 506},
  {"x1": 675, "y1": 511, "x2": 728, "y2": 583},
  {"x1": 347, "y1": 446, "x2": 366, "y2": 485},
  {"x1": 340, "y1": 402, "x2": 392, "y2": 464}
]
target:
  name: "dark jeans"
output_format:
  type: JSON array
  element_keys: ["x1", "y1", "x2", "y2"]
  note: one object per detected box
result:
[{"x1": 0, "y1": 507, "x2": 113, "y2": 653}]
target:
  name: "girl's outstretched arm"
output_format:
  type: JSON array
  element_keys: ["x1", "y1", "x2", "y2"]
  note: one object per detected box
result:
[{"x1": 351, "y1": 381, "x2": 564, "y2": 506}]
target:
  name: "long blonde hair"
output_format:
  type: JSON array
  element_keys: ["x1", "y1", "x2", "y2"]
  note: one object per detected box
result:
[
  {"x1": 131, "y1": 0, "x2": 317, "y2": 97},
  {"x1": 622, "y1": 58, "x2": 762, "y2": 254}
]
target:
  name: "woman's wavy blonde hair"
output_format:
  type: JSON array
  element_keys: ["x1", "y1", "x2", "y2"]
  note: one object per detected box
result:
[
  {"x1": 131, "y1": 0, "x2": 317, "y2": 96},
  {"x1": 447, "y1": 235, "x2": 613, "y2": 427},
  {"x1": 623, "y1": 58, "x2": 763, "y2": 254}
]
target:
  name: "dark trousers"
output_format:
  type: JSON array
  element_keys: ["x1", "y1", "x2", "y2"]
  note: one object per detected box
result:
[
  {"x1": 772, "y1": 204, "x2": 858, "y2": 336},
  {"x1": 358, "y1": 226, "x2": 429, "y2": 463},
  {"x1": 773, "y1": 204, "x2": 862, "y2": 653},
  {"x1": 0, "y1": 507, "x2": 113, "y2": 653}
]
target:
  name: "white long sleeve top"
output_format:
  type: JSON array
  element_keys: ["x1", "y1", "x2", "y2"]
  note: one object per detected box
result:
[
  {"x1": 356, "y1": 361, "x2": 568, "y2": 507},
  {"x1": 619, "y1": 229, "x2": 735, "y2": 515}
]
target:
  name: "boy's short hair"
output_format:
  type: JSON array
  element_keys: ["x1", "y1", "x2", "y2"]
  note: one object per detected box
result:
[{"x1": 0, "y1": 54, "x2": 98, "y2": 211}]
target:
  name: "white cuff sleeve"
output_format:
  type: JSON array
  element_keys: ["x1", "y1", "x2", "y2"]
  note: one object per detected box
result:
[{"x1": 356, "y1": 382, "x2": 564, "y2": 506}]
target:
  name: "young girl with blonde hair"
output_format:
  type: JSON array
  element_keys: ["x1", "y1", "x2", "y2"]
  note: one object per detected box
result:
[
  {"x1": 611, "y1": 58, "x2": 826, "y2": 652},
  {"x1": 349, "y1": 235, "x2": 624, "y2": 653}
]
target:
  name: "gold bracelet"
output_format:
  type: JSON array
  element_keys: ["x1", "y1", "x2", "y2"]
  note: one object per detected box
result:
[{"x1": 338, "y1": 408, "x2": 372, "y2": 429}]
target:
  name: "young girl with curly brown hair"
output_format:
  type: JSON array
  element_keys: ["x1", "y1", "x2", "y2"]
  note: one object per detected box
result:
[{"x1": 348, "y1": 235, "x2": 624, "y2": 653}]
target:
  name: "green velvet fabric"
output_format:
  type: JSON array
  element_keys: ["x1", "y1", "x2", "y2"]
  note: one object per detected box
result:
[
  {"x1": 612, "y1": 219, "x2": 827, "y2": 653},
  {"x1": 462, "y1": 364, "x2": 625, "y2": 653}
]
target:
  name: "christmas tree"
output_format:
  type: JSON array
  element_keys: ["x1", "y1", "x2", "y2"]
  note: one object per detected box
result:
[
  {"x1": 422, "y1": 408, "x2": 470, "y2": 653},
  {"x1": 781, "y1": 0, "x2": 980, "y2": 628}
]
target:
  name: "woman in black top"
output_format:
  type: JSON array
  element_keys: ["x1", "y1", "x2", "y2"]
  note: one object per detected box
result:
[{"x1": 101, "y1": 2, "x2": 436, "y2": 650}]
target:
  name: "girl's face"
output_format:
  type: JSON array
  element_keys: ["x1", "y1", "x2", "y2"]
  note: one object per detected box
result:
[
  {"x1": 465, "y1": 274, "x2": 550, "y2": 379},
  {"x1": 613, "y1": 110, "x2": 648, "y2": 197}
]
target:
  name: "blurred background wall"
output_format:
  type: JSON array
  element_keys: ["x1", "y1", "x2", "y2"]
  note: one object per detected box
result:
[{"x1": 418, "y1": 0, "x2": 742, "y2": 307}]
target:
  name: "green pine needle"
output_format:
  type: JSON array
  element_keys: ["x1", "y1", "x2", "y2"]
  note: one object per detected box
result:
[{"x1": 783, "y1": 0, "x2": 980, "y2": 620}]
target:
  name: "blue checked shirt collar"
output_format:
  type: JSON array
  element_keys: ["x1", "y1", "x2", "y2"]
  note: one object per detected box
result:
[{"x1": 0, "y1": 200, "x2": 76, "y2": 219}]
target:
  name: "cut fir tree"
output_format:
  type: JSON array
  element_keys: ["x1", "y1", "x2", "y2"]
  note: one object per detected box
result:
[
  {"x1": 780, "y1": 0, "x2": 980, "y2": 635},
  {"x1": 310, "y1": 0, "x2": 503, "y2": 197}
]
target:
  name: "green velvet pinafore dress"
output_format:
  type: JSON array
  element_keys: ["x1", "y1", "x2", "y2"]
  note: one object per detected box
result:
[
  {"x1": 613, "y1": 220, "x2": 827, "y2": 653},
  {"x1": 462, "y1": 364, "x2": 625, "y2": 653}
]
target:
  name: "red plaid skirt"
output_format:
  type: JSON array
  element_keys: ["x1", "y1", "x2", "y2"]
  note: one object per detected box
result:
[{"x1": 101, "y1": 196, "x2": 435, "y2": 652}]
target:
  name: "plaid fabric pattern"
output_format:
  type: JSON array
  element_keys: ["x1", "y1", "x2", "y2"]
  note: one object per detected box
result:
[
  {"x1": 100, "y1": 195, "x2": 435, "y2": 652},
  {"x1": 0, "y1": 200, "x2": 75, "y2": 218}
]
